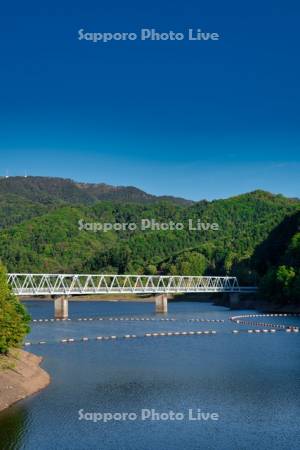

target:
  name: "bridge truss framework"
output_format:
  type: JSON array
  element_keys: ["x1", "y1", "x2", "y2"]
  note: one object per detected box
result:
[{"x1": 7, "y1": 273, "x2": 256, "y2": 296}]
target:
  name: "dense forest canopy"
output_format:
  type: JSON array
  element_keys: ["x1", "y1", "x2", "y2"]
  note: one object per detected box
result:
[
  {"x1": 0, "y1": 177, "x2": 299, "y2": 295},
  {"x1": 251, "y1": 211, "x2": 300, "y2": 305}
]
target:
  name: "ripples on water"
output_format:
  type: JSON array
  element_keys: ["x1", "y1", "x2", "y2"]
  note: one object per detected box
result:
[{"x1": 0, "y1": 300, "x2": 300, "y2": 450}]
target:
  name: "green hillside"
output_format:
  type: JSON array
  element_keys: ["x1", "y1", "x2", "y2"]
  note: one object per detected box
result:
[
  {"x1": 0, "y1": 176, "x2": 192, "y2": 212},
  {"x1": 0, "y1": 188, "x2": 299, "y2": 283},
  {"x1": 251, "y1": 211, "x2": 300, "y2": 305}
]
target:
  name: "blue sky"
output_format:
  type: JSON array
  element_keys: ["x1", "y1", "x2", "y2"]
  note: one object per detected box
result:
[{"x1": 0, "y1": 0, "x2": 299, "y2": 200}]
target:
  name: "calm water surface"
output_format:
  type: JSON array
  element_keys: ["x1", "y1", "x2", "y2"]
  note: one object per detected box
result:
[{"x1": 0, "y1": 300, "x2": 300, "y2": 450}]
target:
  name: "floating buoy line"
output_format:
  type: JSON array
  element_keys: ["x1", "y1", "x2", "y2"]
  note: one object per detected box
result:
[
  {"x1": 24, "y1": 329, "x2": 218, "y2": 346},
  {"x1": 24, "y1": 313, "x2": 300, "y2": 347},
  {"x1": 230, "y1": 313, "x2": 300, "y2": 333},
  {"x1": 24, "y1": 325, "x2": 299, "y2": 347},
  {"x1": 31, "y1": 316, "x2": 225, "y2": 324}
]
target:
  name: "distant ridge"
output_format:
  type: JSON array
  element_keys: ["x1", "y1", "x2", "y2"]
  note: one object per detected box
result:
[{"x1": 0, "y1": 176, "x2": 193, "y2": 206}]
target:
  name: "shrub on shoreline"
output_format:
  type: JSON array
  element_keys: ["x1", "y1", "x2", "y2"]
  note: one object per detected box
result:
[{"x1": 0, "y1": 263, "x2": 30, "y2": 355}]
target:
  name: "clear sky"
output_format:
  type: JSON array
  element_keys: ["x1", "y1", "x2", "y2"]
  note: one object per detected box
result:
[{"x1": 0, "y1": 0, "x2": 299, "y2": 200}]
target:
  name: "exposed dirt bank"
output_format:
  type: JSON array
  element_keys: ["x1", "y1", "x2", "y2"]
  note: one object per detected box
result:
[
  {"x1": 20, "y1": 293, "x2": 300, "y2": 312},
  {"x1": 21, "y1": 294, "x2": 155, "y2": 301},
  {"x1": 0, "y1": 350, "x2": 50, "y2": 412}
]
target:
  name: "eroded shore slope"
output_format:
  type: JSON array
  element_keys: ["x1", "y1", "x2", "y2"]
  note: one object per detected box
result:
[{"x1": 0, "y1": 350, "x2": 50, "y2": 412}]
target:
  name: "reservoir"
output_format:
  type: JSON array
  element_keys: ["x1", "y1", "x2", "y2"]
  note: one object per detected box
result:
[{"x1": 0, "y1": 300, "x2": 299, "y2": 450}]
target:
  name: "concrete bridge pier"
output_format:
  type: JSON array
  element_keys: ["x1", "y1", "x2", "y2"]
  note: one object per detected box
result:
[
  {"x1": 155, "y1": 294, "x2": 168, "y2": 314},
  {"x1": 54, "y1": 296, "x2": 69, "y2": 319},
  {"x1": 229, "y1": 292, "x2": 240, "y2": 309}
]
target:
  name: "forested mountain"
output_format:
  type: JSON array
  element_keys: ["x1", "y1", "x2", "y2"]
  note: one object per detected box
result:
[
  {"x1": 0, "y1": 177, "x2": 192, "y2": 212},
  {"x1": 251, "y1": 211, "x2": 300, "y2": 275},
  {"x1": 0, "y1": 194, "x2": 49, "y2": 229},
  {"x1": 0, "y1": 181, "x2": 299, "y2": 287},
  {"x1": 251, "y1": 211, "x2": 300, "y2": 304}
]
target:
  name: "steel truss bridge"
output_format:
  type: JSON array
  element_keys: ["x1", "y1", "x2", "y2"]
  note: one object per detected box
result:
[{"x1": 8, "y1": 273, "x2": 256, "y2": 296}]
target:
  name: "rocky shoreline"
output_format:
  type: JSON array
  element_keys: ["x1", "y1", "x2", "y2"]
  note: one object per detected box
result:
[{"x1": 0, "y1": 350, "x2": 50, "y2": 412}]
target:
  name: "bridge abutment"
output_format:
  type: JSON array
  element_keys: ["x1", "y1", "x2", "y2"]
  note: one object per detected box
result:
[
  {"x1": 155, "y1": 294, "x2": 168, "y2": 314},
  {"x1": 54, "y1": 296, "x2": 69, "y2": 319}
]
